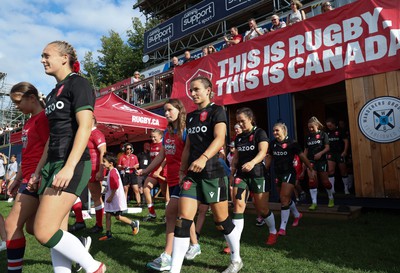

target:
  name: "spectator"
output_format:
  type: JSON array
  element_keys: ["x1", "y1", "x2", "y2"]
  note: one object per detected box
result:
[
  {"x1": 244, "y1": 18, "x2": 265, "y2": 41},
  {"x1": 0, "y1": 153, "x2": 7, "y2": 195},
  {"x1": 133, "y1": 71, "x2": 141, "y2": 83},
  {"x1": 270, "y1": 14, "x2": 286, "y2": 31},
  {"x1": 208, "y1": 45, "x2": 217, "y2": 54},
  {"x1": 5, "y1": 154, "x2": 18, "y2": 202},
  {"x1": 321, "y1": 1, "x2": 334, "y2": 13},
  {"x1": 170, "y1": 56, "x2": 180, "y2": 69},
  {"x1": 118, "y1": 143, "x2": 140, "y2": 206},
  {"x1": 224, "y1": 27, "x2": 242, "y2": 47},
  {"x1": 202, "y1": 47, "x2": 208, "y2": 57},
  {"x1": 287, "y1": 0, "x2": 306, "y2": 25},
  {"x1": 182, "y1": 50, "x2": 193, "y2": 64},
  {"x1": 233, "y1": 123, "x2": 242, "y2": 138}
]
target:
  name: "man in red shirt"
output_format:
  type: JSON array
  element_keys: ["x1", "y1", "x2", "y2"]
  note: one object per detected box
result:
[
  {"x1": 118, "y1": 143, "x2": 140, "y2": 205},
  {"x1": 224, "y1": 27, "x2": 242, "y2": 47}
]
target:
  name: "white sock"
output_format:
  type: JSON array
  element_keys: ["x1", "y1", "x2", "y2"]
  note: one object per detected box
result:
[
  {"x1": 51, "y1": 248, "x2": 72, "y2": 273},
  {"x1": 170, "y1": 237, "x2": 190, "y2": 273},
  {"x1": 264, "y1": 212, "x2": 276, "y2": 234},
  {"x1": 289, "y1": 200, "x2": 300, "y2": 218},
  {"x1": 95, "y1": 204, "x2": 104, "y2": 210},
  {"x1": 224, "y1": 226, "x2": 241, "y2": 263},
  {"x1": 328, "y1": 176, "x2": 335, "y2": 193},
  {"x1": 342, "y1": 176, "x2": 350, "y2": 193},
  {"x1": 232, "y1": 218, "x2": 244, "y2": 241},
  {"x1": 326, "y1": 188, "x2": 334, "y2": 199},
  {"x1": 280, "y1": 207, "x2": 290, "y2": 230},
  {"x1": 52, "y1": 230, "x2": 100, "y2": 273},
  {"x1": 309, "y1": 188, "x2": 318, "y2": 204}
]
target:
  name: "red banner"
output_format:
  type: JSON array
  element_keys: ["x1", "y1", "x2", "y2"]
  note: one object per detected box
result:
[{"x1": 171, "y1": 0, "x2": 400, "y2": 111}]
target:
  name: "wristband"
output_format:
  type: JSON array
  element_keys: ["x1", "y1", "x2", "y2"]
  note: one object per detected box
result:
[{"x1": 202, "y1": 154, "x2": 209, "y2": 160}]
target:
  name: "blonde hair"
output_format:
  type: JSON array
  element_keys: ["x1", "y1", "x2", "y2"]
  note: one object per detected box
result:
[
  {"x1": 273, "y1": 122, "x2": 288, "y2": 137},
  {"x1": 291, "y1": 0, "x2": 303, "y2": 9},
  {"x1": 48, "y1": 41, "x2": 78, "y2": 71},
  {"x1": 308, "y1": 116, "x2": 324, "y2": 130}
]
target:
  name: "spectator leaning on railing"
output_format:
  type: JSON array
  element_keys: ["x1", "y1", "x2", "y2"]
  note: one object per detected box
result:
[
  {"x1": 321, "y1": 1, "x2": 334, "y2": 13},
  {"x1": 244, "y1": 18, "x2": 265, "y2": 41},
  {"x1": 270, "y1": 14, "x2": 287, "y2": 32},
  {"x1": 224, "y1": 27, "x2": 242, "y2": 47}
]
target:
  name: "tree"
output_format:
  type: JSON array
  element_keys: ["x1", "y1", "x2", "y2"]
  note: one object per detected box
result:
[
  {"x1": 97, "y1": 30, "x2": 135, "y2": 86},
  {"x1": 81, "y1": 17, "x2": 161, "y2": 89},
  {"x1": 81, "y1": 51, "x2": 101, "y2": 90}
]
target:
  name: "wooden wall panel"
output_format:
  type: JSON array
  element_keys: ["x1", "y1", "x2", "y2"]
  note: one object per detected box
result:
[{"x1": 346, "y1": 71, "x2": 400, "y2": 198}]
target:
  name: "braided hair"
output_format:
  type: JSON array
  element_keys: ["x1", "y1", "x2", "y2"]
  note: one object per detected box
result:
[{"x1": 48, "y1": 41, "x2": 80, "y2": 73}]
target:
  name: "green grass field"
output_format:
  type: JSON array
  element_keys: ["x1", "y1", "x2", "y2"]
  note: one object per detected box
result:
[{"x1": 1, "y1": 199, "x2": 399, "y2": 273}]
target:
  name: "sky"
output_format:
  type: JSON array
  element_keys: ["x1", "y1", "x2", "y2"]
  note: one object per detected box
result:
[{"x1": 0, "y1": 0, "x2": 144, "y2": 97}]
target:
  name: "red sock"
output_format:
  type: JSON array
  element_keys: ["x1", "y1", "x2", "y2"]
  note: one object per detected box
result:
[
  {"x1": 148, "y1": 205, "x2": 156, "y2": 215},
  {"x1": 95, "y1": 206, "x2": 104, "y2": 227},
  {"x1": 72, "y1": 201, "x2": 84, "y2": 223},
  {"x1": 7, "y1": 237, "x2": 26, "y2": 273}
]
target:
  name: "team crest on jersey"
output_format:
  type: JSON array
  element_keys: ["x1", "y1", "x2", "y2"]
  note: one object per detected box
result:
[
  {"x1": 316, "y1": 134, "x2": 320, "y2": 139},
  {"x1": 200, "y1": 111, "x2": 208, "y2": 122},
  {"x1": 249, "y1": 134, "x2": 254, "y2": 142},
  {"x1": 281, "y1": 143, "x2": 287, "y2": 149},
  {"x1": 183, "y1": 180, "x2": 192, "y2": 190},
  {"x1": 57, "y1": 85, "x2": 65, "y2": 97},
  {"x1": 234, "y1": 178, "x2": 241, "y2": 185}
]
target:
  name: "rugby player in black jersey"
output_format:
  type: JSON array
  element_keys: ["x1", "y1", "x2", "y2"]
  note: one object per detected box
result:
[
  {"x1": 325, "y1": 118, "x2": 350, "y2": 194},
  {"x1": 265, "y1": 123, "x2": 314, "y2": 235},
  {"x1": 170, "y1": 76, "x2": 242, "y2": 273},
  {"x1": 230, "y1": 107, "x2": 278, "y2": 246},
  {"x1": 32, "y1": 41, "x2": 105, "y2": 273},
  {"x1": 304, "y1": 117, "x2": 334, "y2": 210}
]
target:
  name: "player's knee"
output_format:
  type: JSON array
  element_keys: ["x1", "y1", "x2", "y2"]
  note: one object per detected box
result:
[
  {"x1": 308, "y1": 178, "x2": 317, "y2": 188},
  {"x1": 215, "y1": 217, "x2": 235, "y2": 235},
  {"x1": 174, "y1": 218, "x2": 193, "y2": 238},
  {"x1": 235, "y1": 188, "x2": 245, "y2": 200}
]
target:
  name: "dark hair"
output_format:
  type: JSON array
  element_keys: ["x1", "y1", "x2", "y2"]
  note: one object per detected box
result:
[
  {"x1": 10, "y1": 82, "x2": 45, "y2": 108},
  {"x1": 325, "y1": 117, "x2": 337, "y2": 125},
  {"x1": 103, "y1": 152, "x2": 117, "y2": 166},
  {"x1": 190, "y1": 76, "x2": 214, "y2": 99},
  {"x1": 236, "y1": 107, "x2": 256, "y2": 126},
  {"x1": 165, "y1": 99, "x2": 186, "y2": 139}
]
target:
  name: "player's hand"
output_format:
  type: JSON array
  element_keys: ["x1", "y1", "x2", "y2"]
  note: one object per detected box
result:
[
  {"x1": 241, "y1": 161, "x2": 255, "y2": 172},
  {"x1": 52, "y1": 166, "x2": 74, "y2": 191},
  {"x1": 7, "y1": 179, "x2": 21, "y2": 196},
  {"x1": 188, "y1": 156, "x2": 207, "y2": 173},
  {"x1": 27, "y1": 173, "x2": 41, "y2": 192},
  {"x1": 95, "y1": 170, "x2": 104, "y2": 181},
  {"x1": 314, "y1": 153, "x2": 322, "y2": 161}
]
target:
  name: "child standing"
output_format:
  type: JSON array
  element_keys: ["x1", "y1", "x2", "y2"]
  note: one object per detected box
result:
[{"x1": 99, "y1": 152, "x2": 140, "y2": 241}]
